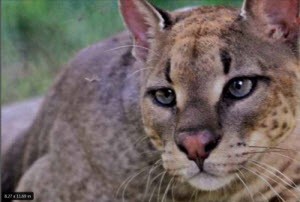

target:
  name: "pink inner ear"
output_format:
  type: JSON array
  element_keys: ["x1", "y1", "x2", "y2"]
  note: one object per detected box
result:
[
  {"x1": 264, "y1": 0, "x2": 299, "y2": 26},
  {"x1": 120, "y1": 0, "x2": 150, "y2": 60},
  {"x1": 256, "y1": 0, "x2": 300, "y2": 40},
  {"x1": 123, "y1": 7, "x2": 149, "y2": 43}
]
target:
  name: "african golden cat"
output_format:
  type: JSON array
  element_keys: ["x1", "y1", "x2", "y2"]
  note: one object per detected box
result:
[{"x1": 2, "y1": 0, "x2": 300, "y2": 201}]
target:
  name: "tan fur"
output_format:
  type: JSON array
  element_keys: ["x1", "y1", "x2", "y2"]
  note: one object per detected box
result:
[
  {"x1": 140, "y1": 1, "x2": 300, "y2": 201},
  {"x1": 2, "y1": 1, "x2": 300, "y2": 201}
]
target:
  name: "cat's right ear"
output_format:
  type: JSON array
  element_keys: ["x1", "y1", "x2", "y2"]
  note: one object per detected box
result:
[
  {"x1": 119, "y1": 0, "x2": 171, "y2": 62},
  {"x1": 241, "y1": 0, "x2": 299, "y2": 45}
]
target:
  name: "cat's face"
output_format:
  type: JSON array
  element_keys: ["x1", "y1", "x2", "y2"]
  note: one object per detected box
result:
[{"x1": 120, "y1": 0, "x2": 299, "y2": 191}]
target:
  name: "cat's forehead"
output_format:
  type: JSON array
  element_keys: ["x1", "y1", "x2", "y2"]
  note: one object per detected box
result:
[
  {"x1": 159, "y1": 8, "x2": 238, "y2": 80},
  {"x1": 171, "y1": 7, "x2": 238, "y2": 41},
  {"x1": 165, "y1": 7, "x2": 239, "y2": 73}
]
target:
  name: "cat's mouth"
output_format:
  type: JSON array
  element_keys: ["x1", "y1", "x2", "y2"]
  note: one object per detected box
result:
[
  {"x1": 162, "y1": 142, "x2": 236, "y2": 191},
  {"x1": 182, "y1": 161, "x2": 235, "y2": 190},
  {"x1": 187, "y1": 169, "x2": 218, "y2": 181},
  {"x1": 187, "y1": 171, "x2": 235, "y2": 191},
  {"x1": 166, "y1": 157, "x2": 236, "y2": 191}
]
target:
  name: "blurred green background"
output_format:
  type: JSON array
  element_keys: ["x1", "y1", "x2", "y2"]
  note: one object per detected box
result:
[{"x1": 2, "y1": 0, "x2": 242, "y2": 104}]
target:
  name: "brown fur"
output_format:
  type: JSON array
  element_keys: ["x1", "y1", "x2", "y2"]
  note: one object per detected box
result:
[
  {"x1": 2, "y1": 0, "x2": 300, "y2": 201},
  {"x1": 139, "y1": 3, "x2": 300, "y2": 201}
]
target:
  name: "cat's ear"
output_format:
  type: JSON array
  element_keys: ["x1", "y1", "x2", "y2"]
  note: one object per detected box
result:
[
  {"x1": 241, "y1": 0, "x2": 299, "y2": 43},
  {"x1": 119, "y1": 0, "x2": 171, "y2": 61}
]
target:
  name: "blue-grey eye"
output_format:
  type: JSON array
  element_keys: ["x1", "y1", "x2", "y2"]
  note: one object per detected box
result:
[
  {"x1": 153, "y1": 88, "x2": 176, "y2": 107},
  {"x1": 227, "y1": 78, "x2": 256, "y2": 99}
]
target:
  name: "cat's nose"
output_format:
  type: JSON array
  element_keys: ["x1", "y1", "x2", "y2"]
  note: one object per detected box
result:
[{"x1": 176, "y1": 130, "x2": 220, "y2": 168}]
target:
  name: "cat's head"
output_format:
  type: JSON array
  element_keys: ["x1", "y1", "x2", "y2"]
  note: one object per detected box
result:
[{"x1": 120, "y1": 0, "x2": 300, "y2": 191}]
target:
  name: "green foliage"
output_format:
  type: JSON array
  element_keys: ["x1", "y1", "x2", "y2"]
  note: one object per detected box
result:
[{"x1": 1, "y1": 0, "x2": 242, "y2": 104}]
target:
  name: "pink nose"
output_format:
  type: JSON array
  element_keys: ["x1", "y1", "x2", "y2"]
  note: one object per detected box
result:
[{"x1": 177, "y1": 130, "x2": 219, "y2": 163}]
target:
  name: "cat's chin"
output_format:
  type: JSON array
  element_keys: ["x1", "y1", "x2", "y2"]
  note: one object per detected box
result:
[{"x1": 188, "y1": 172, "x2": 234, "y2": 191}]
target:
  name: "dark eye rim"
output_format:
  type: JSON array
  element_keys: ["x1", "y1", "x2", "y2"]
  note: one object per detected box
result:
[
  {"x1": 146, "y1": 87, "x2": 176, "y2": 108},
  {"x1": 223, "y1": 76, "x2": 270, "y2": 100}
]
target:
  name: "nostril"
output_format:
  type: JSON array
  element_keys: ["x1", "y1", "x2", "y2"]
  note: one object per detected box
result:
[
  {"x1": 204, "y1": 141, "x2": 217, "y2": 153},
  {"x1": 204, "y1": 136, "x2": 221, "y2": 153},
  {"x1": 177, "y1": 143, "x2": 189, "y2": 156},
  {"x1": 176, "y1": 130, "x2": 221, "y2": 163}
]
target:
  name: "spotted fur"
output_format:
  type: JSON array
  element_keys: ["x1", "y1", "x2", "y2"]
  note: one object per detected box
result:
[
  {"x1": 136, "y1": 0, "x2": 300, "y2": 201},
  {"x1": 2, "y1": 0, "x2": 299, "y2": 202}
]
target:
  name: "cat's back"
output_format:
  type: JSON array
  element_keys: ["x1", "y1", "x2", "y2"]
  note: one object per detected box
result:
[
  {"x1": 14, "y1": 30, "x2": 155, "y2": 202},
  {"x1": 2, "y1": 31, "x2": 144, "y2": 199},
  {"x1": 57, "y1": 30, "x2": 134, "y2": 102},
  {"x1": 40, "y1": 30, "x2": 139, "y2": 126},
  {"x1": 54, "y1": 30, "x2": 143, "y2": 140}
]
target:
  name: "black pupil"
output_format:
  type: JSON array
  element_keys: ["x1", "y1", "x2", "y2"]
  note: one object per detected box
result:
[
  {"x1": 164, "y1": 90, "x2": 172, "y2": 97},
  {"x1": 234, "y1": 80, "x2": 243, "y2": 90}
]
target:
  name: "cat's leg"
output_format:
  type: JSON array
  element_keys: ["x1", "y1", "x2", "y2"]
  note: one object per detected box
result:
[{"x1": 15, "y1": 154, "x2": 57, "y2": 202}]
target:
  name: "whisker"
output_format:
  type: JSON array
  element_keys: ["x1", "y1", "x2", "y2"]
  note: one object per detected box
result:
[
  {"x1": 163, "y1": 149, "x2": 290, "y2": 162},
  {"x1": 208, "y1": 189, "x2": 212, "y2": 202},
  {"x1": 126, "y1": 67, "x2": 149, "y2": 80},
  {"x1": 139, "y1": 151, "x2": 161, "y2": 157},
  {"x1": 143, "y1": 160, "x2": 162, "y2": 202},
  {"x1": 257, "y1": 191, "x2": 269, "y2": 202},
  {"x1": 241, "y1": 165, "x2": 285, "y2": 202},
  {"x1": 161, "y1": 177, "x2": 174, "y2": 202},
  {"x1": 248, "y1": 145, "x2": 298, "y2": 153},
  {"x1": 194, "y1": 190, "x2": 200, "y2": 202},
  {"x1": 250, "y1": 165, "x2": 299, "y2": 200},
  {"x1": 171, "y1": 180, "x2": 177, "y2": 202},
  {"x1": 118, "y1": 166, "x2": 149, "y2": 202},
  {"x1": 236, "y1": 169, "x2": 254, "y2": 202},
  {"x1": 245, "y1": 150, "x2": 290, "y2": 155},
  {"x1": 236, "y1": 168, "x2": 268, "y2": 202},
  {"x1": 165, "y1": 166, "x2": 189, "y2": 172},
  {"x1": 157, "y1": 171, "x2": 167, "y2": 202},
  {"x1": 189, "y1": 189, "x2": 197, "y2": 202},
  {"x1": 122, "y1": 136, "x2": 152, "y2": 156},
  {"x1": 104, "y1": 45, "x2": 160, "y2": 57},
  {"x1": 271, "y1": 153, "x2": 300, "y2": 165},
  {"x1": 250, "y1": 160, "x2": 300, "y2": 192},
  {"x1": 133, "y1": 136, "x2": 150, "y2": 146},
  {"x1": 148, "y1": 171, "x2": 168, "y2": 202},
  {"x1": 149, "y1": 183, "x2": 158, "y2": 202},
  {"x1": 151, "y1": 171, "x2": 167, "y2": 185}
]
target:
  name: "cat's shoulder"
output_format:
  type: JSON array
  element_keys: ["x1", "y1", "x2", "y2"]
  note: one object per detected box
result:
[{"x1": 66, "y1": 31, "x2": 133, "y2": 79}]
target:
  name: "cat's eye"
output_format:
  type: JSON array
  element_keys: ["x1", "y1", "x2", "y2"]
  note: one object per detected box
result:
[
  {"x1": 152, "y1": 88, "x2": 176, "y2": 107},
  {"x1": 226, "y1": 78, "x2": 257, "y2": 99}
]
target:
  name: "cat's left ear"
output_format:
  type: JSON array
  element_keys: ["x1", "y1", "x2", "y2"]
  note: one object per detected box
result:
[
  {"x1": 241, "y1": 0, "x2": 299, "y2": 43},
  {"x1": 119, "y1": 0, "x2": 172, "y2": 62}
]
